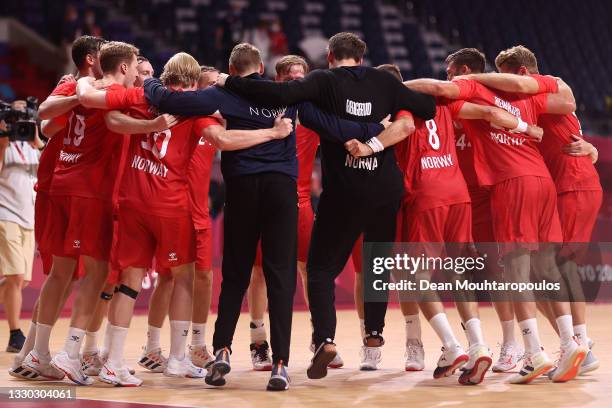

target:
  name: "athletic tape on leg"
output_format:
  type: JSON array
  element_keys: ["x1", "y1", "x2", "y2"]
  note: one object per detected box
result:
[{"x1": 117, "y1": 284, "x2": 139, "y2": 299}]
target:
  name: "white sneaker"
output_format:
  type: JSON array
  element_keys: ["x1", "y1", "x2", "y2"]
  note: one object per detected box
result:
[
  {"x1": 492, "y1": 341, "x2": 524, "y2": 372},
  {"x1": 99, "y1": 362, "x2": 143, "y2": 387},
  {"x1": 459, "y1": 344, "x2": 492, "y2": 385},
  {"x1": 51, "y1": 350, "x2": 93, "y2": 385},
  {"x1": 509, "y1": 349, "x2": 553, "y2": 384},
  {"x1": 164, "y1": 356, "x2": 205, "y2": 378},
  {"x1": 309, "y1": 343, "x2": 344, "y2": 368},
  {"x1": 433, "y1": 344, "x2": 469, "y2": 378},
  {"x1": 359, "y1": 345, "x2": 382, "y2": 371},
  {"x1": 328, "y1": 352, "x2": 344, "y2": 369},
  {"x1": 81, "y1": 351, "x2": 104, "y2": 376},
  {"x1": 138, "y1": 347, "x2": 167, "y2": 373},
  {"x1": 579, "y1": 340, "x2": 599, "y2": 375},
  {"x1": 250, "y1": 341, "x2": 273, "y2": 371},
  {"x1": 404, "y1": 339, "x2": 425, "y2": 371},
  {"x1": 23, "y1": 350, "x2": 65, "y2": 380},
  {"x1": 189, "y1": 345, "x2": 213, "y2": 368},
  {"x1": 9, "y1": 354, "x2": 42, "y2": 380},
  {"x1": 551, "y1": 337, "x2": 588, "y2": 383}
]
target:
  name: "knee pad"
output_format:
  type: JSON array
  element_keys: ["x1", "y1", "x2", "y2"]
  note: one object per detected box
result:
[
  {"x1": 116, "y1": 284, "x2": 139, "y2": 300},
  {"x1": 100, "y1": 291, "x2": 114, "y2": 301}
]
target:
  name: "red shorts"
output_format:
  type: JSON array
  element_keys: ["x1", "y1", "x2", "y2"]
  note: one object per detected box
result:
[
  {"x1": 469, "y1": 187, "x2": 495, "y2": 243},
  {"x1": 558, "y1": 190, "x2": 602, "y2": 243},
  {"x1": 557, "y1": 190, "x2": 602, "y2": 261},
  {"x1": 351, "y1": 234, "x2": 363, "y2": 274},
  {"x1": 491, "y1": 176, "x2": 562, "y2": 252},
  {"x1": 46, "y1": 195, "x2": 114, "y2": 261},
  {"x1": 298, "y1": 201, "x2": 314, "y2": 263},
  {"x1": 116, "y1": 206, "x2": 195, "y2": 270},
  {"x1": 397, "y1": 202, "x2": 472, "y2": 257},
  {"x1": 195, "y1": 228, "x2": 213, "y2": 271}
]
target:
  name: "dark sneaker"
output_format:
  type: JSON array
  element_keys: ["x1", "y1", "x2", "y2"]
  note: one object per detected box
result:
[
  {"x1": 205, "y1": 347, "x2": 231, "y2": 387},
  {"x1": 307, "y1": 339, "x2": 337, "y2": 380},
  {"x1": 267, "y1": 360, "x2": 289, "y2": 391},
  {"x1": 250, "y1": 341, "x2": 273, "y2": 371},
  {"x1": 6, "y1": 329, "x2": 25, "y2": 353}
]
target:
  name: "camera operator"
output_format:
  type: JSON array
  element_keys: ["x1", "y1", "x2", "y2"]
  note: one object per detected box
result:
[{"x1": 0, "y1": 99, "x2": 43, "y2": 352}]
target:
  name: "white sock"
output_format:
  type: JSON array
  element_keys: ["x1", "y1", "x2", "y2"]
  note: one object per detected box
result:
[
  {"x1": 146, "y1": 325, "x2": 162, "y2": 352},
  {"x1": 464, "y1": 318, "x2": 485, "y2": 346},
  {"x1": 556, "y1": 314, "x2": 574, "y2": 347},
  {"x1": 17, "y1": 322, "x2": 37, "y2": 361},
  {"x1": 250, "y1": 319, "x2": 266, "y2": 344},
  {"x1": 573, "y1": 324, "x2": 589, "y2": 346},
  {"x1": 518, "y1": 318, "x2": 542, "y2": 354},
  {"x1": 429, "y1": 313, "x2": 460, "y2": 349},
  {"x1": 83, "y1": 331, "x2": 99, "y2": 354},
  {"x1": 404, "y1": 314, "x2": 421, "y2": 342},
  {"x1": 500, "y1": 319, "x2": 516, "y2": 344},
  {"x1": 359, "y1": 319, "x2": 366, "y2": 339},
  {"x1": 191, "y1": 323, "x2": 206, "y2": 347},
  {"x1": 169, "y1": 320, "x2": 190, "y2": 360},
  {"x1": 100, "y1": 322, "x2": 112, "y2": 359},
  {"x1": 107, "y1": 325, "x2": 128, "y2": 366},
  {"x1": 33, "y1": 323, "x2": 52, "y2": 357},
  {"x1": 63, "y1": 327, "x2": 86, "y2": 359}
]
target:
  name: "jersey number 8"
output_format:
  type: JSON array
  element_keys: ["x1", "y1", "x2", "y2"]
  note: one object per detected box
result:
[{"x1": 425, "y1": 119, "x2": 440, "y2": 150}]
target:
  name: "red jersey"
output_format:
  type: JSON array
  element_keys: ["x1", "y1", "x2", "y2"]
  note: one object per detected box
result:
[
  {"x1": 296, "y1": 125, "x2": 319, "y2": 204},
  {"x1": 188, "y1": 118, "x2": 220, "y2": 230},
  {"x1": 37, "y1": 82, "x2": 76, "y2": 193},
  {"x1": 105, "y1": 86, "x2": 207, "y2": 217},
  {"x1": 395, "y1": 99, "x2": 470, "y2": 212},
  {"x1": 453, "y1": 121, "x2": 479, "y2": 189},
  {"x1": 50, "y1": 83, "x2": 125, "y2": 200},
  {"x1": 454, "y1": 78, "x2": 554, "y2": 186}
]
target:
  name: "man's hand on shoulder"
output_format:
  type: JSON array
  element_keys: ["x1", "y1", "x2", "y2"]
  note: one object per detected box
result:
[{"x1": 216, "y1": 73, "x2": 229, "y2": 87}]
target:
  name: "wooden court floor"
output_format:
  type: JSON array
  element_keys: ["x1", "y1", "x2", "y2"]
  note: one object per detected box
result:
[{"x1": 1, "y1": 305, "x2": 611, "y2": 408}]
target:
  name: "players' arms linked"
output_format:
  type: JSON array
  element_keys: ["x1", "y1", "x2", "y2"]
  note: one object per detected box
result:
[
  {"x1": 38, "y1": 94, "x2": 79, "y2": 121},
  {"x1": 543, "y1": 79, "x2": 576, "y2": 114},
  {"x1": 562, "y1": 134, "x2": 599, "y2": 163},
  {"x1": 104, "y1": 111, "x2": 179, "y2": 135},
  {"x1": 457, "y1": 103, "x2": 543, "y2": 142},
  {"x1": 143, "y1": 78, "x2": 219, "y2": 116},
  {"x1": 75, "y1": 76, "x2": 112, "y2": 109},
  {"x1": 395, "y1": 85, "x2": 437, "y2": 120},
  {"x1": 40, "y1": 117, "x2": 67, "y2": 139},
  {"x1": 222, "y1": 70, "x2": 328, "y2": 107},
  {"x1": 344, "y1": 114, "x2": 415, "y2": 158},
  {"x1": 298, "y1": 101, "x2": 385, "y2": 144},
  {"x1": 203, "y1": 115, "x2": 293, "y2": 151},
  {"x1": 403, "y1": 79, "x2": 461, "y2": 99},
  {"x1": 458, "y1": 73, "x2": 544, "y2": 94}
]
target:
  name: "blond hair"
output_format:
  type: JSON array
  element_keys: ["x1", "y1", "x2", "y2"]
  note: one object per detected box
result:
[
  {"x1": 495, "y1": 45, "x2": 539, "y2": 74},
  {"x1": 229, "y1": 43, "x2": 262, "y2": 75},
  {"x1": 160, "y1": 52, "x2": 201, "y2": 88},
  {"x1": 100, "y1": 41, "x2": 139, "y2": 73},
  {"x1": 275, "y1": 55, "x2": 309, "y2": 77}
]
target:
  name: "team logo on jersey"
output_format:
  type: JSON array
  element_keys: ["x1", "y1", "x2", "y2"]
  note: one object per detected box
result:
[
  {"x1": 73, "y1": 240, "x2": 81, "y2": 249},
  {"x1": 168, "y1": 252, "x2": 178, "y2": 262}
]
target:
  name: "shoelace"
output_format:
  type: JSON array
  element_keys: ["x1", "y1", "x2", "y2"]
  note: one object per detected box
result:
[
  {"x1": 254, "y1": 344, "x2": 270, "y2": 363},
  {"x1": 405, "y1": 344, "x2": 420, "y2": 360}
]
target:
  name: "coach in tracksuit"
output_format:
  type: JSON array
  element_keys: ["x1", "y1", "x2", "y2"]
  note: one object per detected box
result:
[
  {"x1": 144, "y1": 43, "x2": 386, "y2": 391},
  {"x1": 220, "y1": 32, "x2": 436, "y2": 379}
]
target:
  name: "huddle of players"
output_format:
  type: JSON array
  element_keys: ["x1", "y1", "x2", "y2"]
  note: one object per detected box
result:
[{"x1": 6, "y1": 31, "x2": 601, "y2": 391}]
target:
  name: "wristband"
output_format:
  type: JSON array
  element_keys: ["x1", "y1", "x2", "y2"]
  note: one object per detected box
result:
[
  {"x1": 365, "y1": 136, "x2": 384, "y2": 153},
  {"x1": 510, "y1": 118, "x2": 529, "y2": 133}
]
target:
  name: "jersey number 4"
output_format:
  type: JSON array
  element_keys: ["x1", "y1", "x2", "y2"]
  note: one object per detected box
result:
[
  {"x1": 64, "y1": 113, "x2": 86, "y2": 146},
  {"x1": 141, "y1": 129, "x2": 172, "y2": 160}
]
